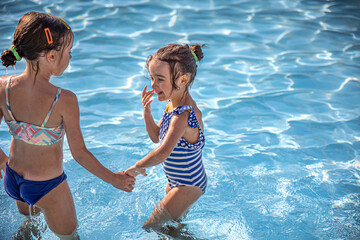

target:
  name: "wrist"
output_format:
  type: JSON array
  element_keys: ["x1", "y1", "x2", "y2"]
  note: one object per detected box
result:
[
  {"x1": 0, "y1": 152, "x2": 9, "y2": 164},
  {"x1": 105, "y1": 172, "x2": 117, "y2": 185},
  {"x1": 134, "y1": 162, "x2": 145, "y2": 169},
  {"x1": 143, "y1": 110, "x2": 151, "y2": 117}
]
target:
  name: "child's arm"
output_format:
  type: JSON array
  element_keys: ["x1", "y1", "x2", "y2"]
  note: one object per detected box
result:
[
  {"x1": 126, "y1": 111, "x2": 190, "y2": 177},
  {"x1": 0, "y1": 123, "x2": 8, "y2": 178},
  {"x1": 0, "y1": 82, "x2": 9, "y2": 178},
  {"x1": 0, "y1": 148, "x2": 8, "y2": 179},
  {"x1": 142, "y1": 86, "x2": 160, "y2": 143},
  {"x1": 62, "y1": 90, "x2": 135, "y2": 192}
]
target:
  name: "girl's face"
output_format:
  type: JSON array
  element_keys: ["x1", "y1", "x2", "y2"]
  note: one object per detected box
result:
[
  {"x1": 54, "y1": 34, "x2": 73, "y2": 76},
  {"x1": 149, "y1": 59, "x2": 174, "y2": 101}
]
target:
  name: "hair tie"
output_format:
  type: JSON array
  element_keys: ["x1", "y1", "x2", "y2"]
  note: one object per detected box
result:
[
  {"x1": 191, "y1": 50, "x2": 199, "y2": 62},
  {"x1": 9, "y1": 46, "x2": 22, "y2": 61},
  {"x1": 58, "y1": 18, "x2": 70, "y2": 30}
]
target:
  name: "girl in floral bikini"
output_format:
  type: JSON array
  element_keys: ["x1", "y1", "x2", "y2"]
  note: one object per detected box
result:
[
  {"x1": 0, "y1": 12, "x2": 135, "y2": 239},
  {"x1": 126, "y1": 44, "x2": 207, "y2": 229}
]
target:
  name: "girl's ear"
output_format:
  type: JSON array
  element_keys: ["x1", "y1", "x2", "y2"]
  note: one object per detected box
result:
[
  {"x1": 45, "y1": 50, "x2": 56, "y2": 63},
  {"x1": 179, "y1": 74, "x2": 190, "y2": 87}
]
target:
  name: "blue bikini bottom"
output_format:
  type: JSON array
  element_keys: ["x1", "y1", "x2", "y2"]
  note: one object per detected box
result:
[{"x1": 3, "y1": 163, "x2": 67, "y2": 206}]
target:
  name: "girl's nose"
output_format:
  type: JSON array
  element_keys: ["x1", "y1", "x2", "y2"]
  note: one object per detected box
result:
[{"x1": 151, "y1": 80, "x2": 156, "y2": 89}]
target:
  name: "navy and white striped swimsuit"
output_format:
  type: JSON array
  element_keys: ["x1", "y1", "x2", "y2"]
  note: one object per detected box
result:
[{"x1": 159, "y1": 104, "x2": 207, "y2": 193}]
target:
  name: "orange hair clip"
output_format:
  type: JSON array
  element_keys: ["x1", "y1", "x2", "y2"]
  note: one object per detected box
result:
[{"x1": 44, "y1": 28, "x2": 53, "y2": 44}]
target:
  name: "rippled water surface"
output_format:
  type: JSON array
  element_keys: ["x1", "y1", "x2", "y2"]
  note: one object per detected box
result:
[{"x1": 1, "y1": 0, "x2": 360, "y2": 239}]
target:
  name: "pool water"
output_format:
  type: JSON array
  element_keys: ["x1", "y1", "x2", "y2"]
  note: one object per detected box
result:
[{"x1": 1, "y1": 0, "x2": 360, "y2": 239}]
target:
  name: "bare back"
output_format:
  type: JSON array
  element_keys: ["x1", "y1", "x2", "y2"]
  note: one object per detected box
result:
[{"x1": 0, "y1": 76, "x2": 65, "y2": 180}]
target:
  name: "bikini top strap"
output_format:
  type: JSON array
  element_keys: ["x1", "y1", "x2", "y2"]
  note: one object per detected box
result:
[
  {"x1": 5, "y1": 76, "x2": 16, "y2": 121},
  {"x1": 41, "y1": 88, "x2": 61, "y2": 127}
]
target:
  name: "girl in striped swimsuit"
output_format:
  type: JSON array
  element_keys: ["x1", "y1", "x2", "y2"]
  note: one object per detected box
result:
[{"x1": 126, "y1": 44, "x2": 207, "y2": 229}]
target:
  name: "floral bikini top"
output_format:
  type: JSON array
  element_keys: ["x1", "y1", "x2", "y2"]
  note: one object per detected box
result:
[{"x1": 5, "y1": 77, "x2": 65, "y2": 146}]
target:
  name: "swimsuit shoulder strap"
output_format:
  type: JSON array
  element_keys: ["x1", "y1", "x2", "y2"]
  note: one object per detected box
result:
[
  {"x1": 41, "y1": 88, "x2": 61, "y2": 127},
  {"x1": 173, "y1": 105, "x2": 200, "y2": 128},
  {"x1": 5, "y1": 76, "x2": 15, "y2": 121},
  {"x1": 173, "y1": 105, "x2": 205, "y2": 139},
  {"x1": 173, "y1": 105, "x2": 193, "y2": 115}
]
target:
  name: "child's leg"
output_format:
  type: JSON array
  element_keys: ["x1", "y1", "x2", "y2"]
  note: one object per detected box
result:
[
  {"x1": 14, "y1": 201, "x2": 43, "y2": 239},
  {"x1": 35, "y1": 180, "x2": 78, "y2": 239},
  {"x1": 162, "y1": 186, "x2": 203, "y2": 220},
  {"x1": 166, "y1": 181, "x2": 170, "y2": 194},
  {"x1": 143, "y1": 186, "x2": 203, "y2": 229},
  {"x1": 16, "y1": 200, "x2": 41, "y2": 216}
]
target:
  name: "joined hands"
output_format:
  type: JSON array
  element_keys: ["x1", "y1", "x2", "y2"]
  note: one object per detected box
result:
[
  {"x1": 125, "y1": 165, "x2": 147, "y2": 178},
  {"x1": 112, "y1": 171, "x2": 136, "y2": 192}
]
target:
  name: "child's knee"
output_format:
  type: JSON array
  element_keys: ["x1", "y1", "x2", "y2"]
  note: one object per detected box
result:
[
  {"x1": 54, "y1": 228, "x2": 79, "y2": 240},
  {"x1": 143, "y1": 201, "x2": 174, "y2": 230}
]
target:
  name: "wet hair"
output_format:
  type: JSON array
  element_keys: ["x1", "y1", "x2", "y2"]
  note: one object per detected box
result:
[
  {"x1": 146, "y1": 44, "x2": 204, "y2": 95},
  {"x1": 1, "y1": 12, "x2": 73, "y2": 76}
]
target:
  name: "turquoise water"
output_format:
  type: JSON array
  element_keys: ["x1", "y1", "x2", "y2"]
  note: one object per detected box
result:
[{"x1": 1, "y1": 0, "x2": 360, "y2": 239}]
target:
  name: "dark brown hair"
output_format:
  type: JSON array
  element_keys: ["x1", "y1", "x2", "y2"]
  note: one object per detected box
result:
[
  {"x1": 146, "y1": 44, "x2": 204, "y2": 95},
  {"x1": 1, "y1": 12, "x2": 73, "y2": 75}
]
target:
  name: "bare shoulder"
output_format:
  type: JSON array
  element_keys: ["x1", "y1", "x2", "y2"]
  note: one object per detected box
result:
[
  {"x1": 60, "y1": 89, "x2": 78, "y2": 102},
  {"x1": 193, "y1": 104, "x2": 202, "y2": 116},
  {"x1": 0, "y1": 77, "x2": 11, "y2": 100},
  {"x1": 58, "y1": 88, "x2": 79, "y2": 112},
  {"x1": 191, "y1": 102, "x2": 203, "y2": 122},
  {"x1": 0, "y1": 76, "x2": 10, "y2": 91}
]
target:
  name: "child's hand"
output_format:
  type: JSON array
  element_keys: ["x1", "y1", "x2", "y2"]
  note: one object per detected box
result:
[
  {"x1": 0, "y1": 155, "x2": 9, "y2": 179},
  {"x1": 112, "y1": 171, "x2": 136, "y2": 192},
  {"x1": 125, "y1": 165, "x2": 147, "y2": 178},
  {"x1": 0, "y1": 163, "x2": 5, "y2": 179},
  {"x1": 142, "y1": 86, "x2": 154, "y2": 116}
]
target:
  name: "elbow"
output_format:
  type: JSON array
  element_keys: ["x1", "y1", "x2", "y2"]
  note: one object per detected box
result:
[
  {"x1": 71, "y1": 146, "x2": 89, "y2": 163},
  {"x1": 154, "y1": 147, "x2": 171, "y2": 161},
  {"x1": 149, "y1": 129, "x2": 160, "y2": 143},
  {"x1": 151, "y1": 137, "x2": 159, "y2": 144}
]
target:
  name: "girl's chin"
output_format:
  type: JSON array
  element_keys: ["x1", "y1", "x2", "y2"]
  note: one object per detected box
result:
[
  {"x1": 157, "y1": 96, "x2": 167, "y2": 101},
  {"x1": 156, "y1": 94, "x2": 168, "y2": 102}
]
